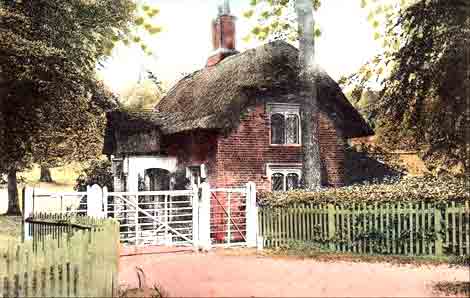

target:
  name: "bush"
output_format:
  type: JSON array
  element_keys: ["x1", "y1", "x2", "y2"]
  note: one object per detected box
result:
[
  {"x1": 75, "y1": 159, "x2": 113, "y2": 192},
  {"x1": 258, "y1": 175, "x2": 469, "y2": 207}
]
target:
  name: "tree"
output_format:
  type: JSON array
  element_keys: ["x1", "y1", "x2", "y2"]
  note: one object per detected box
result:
[
  {"x1": 119, "y1": 77, "x2": 165, "y2": 111},
  {"x1": 345, "y1": 0, "x2": 470, "y2": 174},
  {"x1": 295, "y1": 0, "x2": 322, "y2": 189},
  {"x1": 245, "y1": 0, "x2": 323, "y2": 189},
  {"x1": 33, "y1": 81, "x2": 118, "y2": 184},
  {"x1": 0, "y1": 0, "x2": 161, "y2": 214}
]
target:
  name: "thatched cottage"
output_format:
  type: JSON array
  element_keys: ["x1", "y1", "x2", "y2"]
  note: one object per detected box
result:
[{"x1": 103, "y1": 3, "x2": 373, "y2": 192}]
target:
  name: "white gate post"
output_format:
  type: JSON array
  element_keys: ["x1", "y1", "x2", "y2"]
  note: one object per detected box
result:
[
  {"x1": 191, "y1": 184, "x2": 199, "y2": 250},
  {"x1": 246, "y1": 182, "x2": 258, "y2": 248},
  {"x1": 87, "y1": 184, "x2": 103, "y2": 218},
  {"x1": 102, "y1": 186, "x2": 109, "y2": 219},
  {"x1": 22, "y1": 187, "x2": 34, "y2": 241},
  {"x1": 199, "y1": 182, "x2": 211, "y2": 250}
]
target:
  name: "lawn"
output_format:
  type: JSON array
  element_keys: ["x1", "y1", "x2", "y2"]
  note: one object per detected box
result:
[
  {"x1": 1, "y1": 163, "x2": 83, "y2": 215},
  {"x1": 0, "y1": 215, "x2": 22, "y2": 245}
]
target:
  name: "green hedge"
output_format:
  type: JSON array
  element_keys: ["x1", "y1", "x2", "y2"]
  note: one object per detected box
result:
[{"x1": 258, "y1": 176, "x2": 469, "y2": 207}]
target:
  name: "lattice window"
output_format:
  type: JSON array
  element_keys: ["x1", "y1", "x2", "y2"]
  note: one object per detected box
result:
[
  {"x1": 271, "y1": 113, "x2": 285, "y2": 144},
  {"x1": 267, "y1": 103, "x2": 301, "y2": 145},
  {"x1": 267, "y1": 164, "x2": 302, "y2": 191}
]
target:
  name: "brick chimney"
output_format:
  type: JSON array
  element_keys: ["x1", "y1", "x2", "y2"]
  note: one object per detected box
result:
[{"x1": 206, "y1": 0, "x2": 239, "y2": 67}]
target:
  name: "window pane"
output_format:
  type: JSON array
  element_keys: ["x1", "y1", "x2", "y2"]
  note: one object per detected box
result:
[
  {"x1": 286, "y1": 114, "x2": 299, "y2": 144},
  {"x1": 286, "y1": 173, "x2": 299, "y2": 191},
  {"x1": 271, "y1": 173, "x2": 284, "y2": 191},
  {"x1": 271, "y1": 114, "x2": 285, "y2": 144}
]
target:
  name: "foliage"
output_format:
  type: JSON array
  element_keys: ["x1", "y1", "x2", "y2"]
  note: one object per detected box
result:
[
  {"x1": 113, "y1": 1, "x2": 163, "y2": 57},
  {"x1": 448, "y1": 255, "x2": 470, "y2": 268},
  {"x1": 432, "y1": 281, "x2": 470, "y2": 297},
  {"x1": 267, "y1": 244, "x2": 462, "y2": 267},
  {"x1": 0, "y1": 0, "x2": 123, "y2": 174},
  {"x1": 243, "y1": 0, "x2": 322, "y2": 43},
  {"x1": 0, "y1": 0, "x2": 163, "y2": 170},
  {"x1": 119, "y1": 78, "x2": 164, "y2": 110},
  {"x1": 258, "y1": 175, "x2": 469, "y2": 207},
  {"x1": 74, "y1": 159, "x2": 113, "y2": 192},
  {"x1": 344, "y1": 0, "x2": 470, "y2": 174}
]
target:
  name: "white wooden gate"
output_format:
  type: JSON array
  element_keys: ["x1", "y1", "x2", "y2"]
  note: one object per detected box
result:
[
  {"x1": 105, "y1": 189, "x2": 198, "y2": 247},
  {"x1": 23, "y1": 182, "x2": 258, "y2": 250},
  {"x1": 207, "y1": 182, "x2": 257, "y2": 247}
]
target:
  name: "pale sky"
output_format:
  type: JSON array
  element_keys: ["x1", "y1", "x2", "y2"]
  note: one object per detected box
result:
[{"x1": 99, "y1": 0, "x2": 382, "y2": 94}]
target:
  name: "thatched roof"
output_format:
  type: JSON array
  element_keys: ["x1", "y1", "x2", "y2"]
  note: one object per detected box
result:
[
  {"x1": 104, "y1": 111, "x2": 163, "y2": 155},
  {"x1": 104, "y1": 41, "x2": 373, "y2": 154},
  {"x1": 154, "y1": 40, "x2": 373, "y2": 138}
]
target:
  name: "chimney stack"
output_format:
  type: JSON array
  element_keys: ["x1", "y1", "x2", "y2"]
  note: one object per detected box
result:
[{"x1": 206, "y1": 0, "x2": 238, "y2": 67}]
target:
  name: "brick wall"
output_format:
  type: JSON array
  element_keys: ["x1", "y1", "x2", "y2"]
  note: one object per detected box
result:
[
  {"x1": 213, "y1": 103, "x2": 345, "y2": 190},
  {"x1": 162, "y1": 103, "x2": 346, "y2": 190},
  {"x1": 164, "y1": 131, "x2": 219, "y2": 187}
]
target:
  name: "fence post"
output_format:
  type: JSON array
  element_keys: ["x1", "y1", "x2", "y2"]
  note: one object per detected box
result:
[
  {"x1": 22, "y1": 186, "x2": 34, "y2": 241},
  {"x1": 328, "y1": 203, "x2": 336, "y2": 251},
  {"x1": 246, "y1": 182, "x2": 258, "y2": 248},
  {"x1": 192, "y1": 184, "x2": 199, "y2": 251},
  {"x1": 87, "y1": 185, "x2": 103, "y2": 218},
  {"x1": 102, "y1": 186, "x2": 108, "y2": 219},
  {"x1": 434, "y1": 207, "x2": 443, "y2": 256},
  {"x1": 199, "y1": 182, "x2": 211, "y2": 250}
]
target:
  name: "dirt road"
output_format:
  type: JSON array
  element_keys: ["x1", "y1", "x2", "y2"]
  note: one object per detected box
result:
[{"x1": 119, "y1": 251, "x2": 469, "y2": 297}]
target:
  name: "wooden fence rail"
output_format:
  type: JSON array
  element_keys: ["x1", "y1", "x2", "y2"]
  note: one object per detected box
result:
[
  {"x1": 259, "y1": 200, "x2": 470, "y2": 256},
  {"x1": 0, "y1": 214, "x2": 120, "y2": 297}
]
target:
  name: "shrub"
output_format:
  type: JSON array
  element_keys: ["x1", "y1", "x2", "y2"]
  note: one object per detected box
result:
[
  {"x1": 258, "y1": 175, "x2": 469, "y2": 207},
  {"x1": 75, "y1": 159, "x2": 113, "y2": 192}
]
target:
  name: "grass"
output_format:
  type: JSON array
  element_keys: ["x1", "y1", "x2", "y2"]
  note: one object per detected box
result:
[
  {"x1": 1, "y1": 163, "x2": 83, "y2": 215},
  {"x1": 0, "y1": 163, "x2": 82, "y2": 242},
  {"x1": 264, "y1": 242, "x2": 470, "y2": 268},
  {"x1": 20, "y1": 162, "x2": 84, "y2": 186},
  {"x1": 432, "y1": 281, "x2": 470, "y2": 297},
  {"x1": 0, "y1": 215, "x2": 22, "y2": 244}
]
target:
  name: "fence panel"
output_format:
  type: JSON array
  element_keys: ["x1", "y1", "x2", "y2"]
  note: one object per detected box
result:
[
  {"x1": 259, "y1": 200, "x2": 470, "y2": 257},
  {"x1": 0, "y1": 214, "x2": 119, "y2": 297}
]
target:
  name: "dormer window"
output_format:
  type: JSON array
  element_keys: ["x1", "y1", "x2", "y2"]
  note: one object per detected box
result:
[{"x1": 267, "y1": 103, "x2": 301, "y2": 145}]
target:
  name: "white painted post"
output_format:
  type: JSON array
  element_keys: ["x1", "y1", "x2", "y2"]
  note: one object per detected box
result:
[
  {"x1": 102, "y1": 186, "x2": 109, "y2": 219},
  {"x1": 87, "y1": 184, "x2": 103, "y2": 218},
  {"x1": 199, "y1": 182, "x2": 212, "y2": 250},
  {"x1": 22, "y1": 187, "x2": 34, "y2": 241},
  {"x1": 246, "y1": 182, "x2": 258, "y2": 248},
  {"x1": 192, "y1": 184, "x2": 200, "y2": 250},
  {"x1": 164, "y1": 194, "x2": 168, "y2": 240}
]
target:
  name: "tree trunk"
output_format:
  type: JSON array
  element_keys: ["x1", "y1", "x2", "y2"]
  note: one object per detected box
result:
[
  {"x1": 39, "y1": 165, "x2": 53, "y2": 183},
  {"x1": 7, "y1": 168, "x2": 21, "y2": 215},
  {"x1": 296, "y1": 0, "x2": 323, "y2": 190}
]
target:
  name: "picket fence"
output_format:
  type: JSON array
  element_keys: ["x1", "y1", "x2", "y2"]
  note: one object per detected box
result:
[
  {"x1": 259, "y1": 200, "x2": 470, "y2": 256},
  {"x1": 0, "y1": 214, "x2": 120, "y2": 297}
]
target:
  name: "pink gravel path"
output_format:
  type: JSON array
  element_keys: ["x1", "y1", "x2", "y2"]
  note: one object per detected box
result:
[{"x1": 119, "y1": 251, "x2": 469, "y2": 297}]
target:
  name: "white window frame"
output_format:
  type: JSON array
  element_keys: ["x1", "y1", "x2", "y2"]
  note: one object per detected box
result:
[
  {"x1": 266, "y1": 163, "x2": 302, "y2": 191},
  {"x1": 267, "y1": 103, "x2": 302, "y2": 146},
  {"x1": 185, "y1": 164, "x2": 207, "y2": 188}
]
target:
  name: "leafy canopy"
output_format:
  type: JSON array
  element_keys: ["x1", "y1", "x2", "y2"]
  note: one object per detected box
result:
[
  {"x1": 243, "y1": 0, "x2": 322, "y2": 43},
  {"x1": 0, "y1": 0, "x2": 162, "y2": 175},
  {"x1": 347, "y1": 0, "x2": 470, "y2": 174}
]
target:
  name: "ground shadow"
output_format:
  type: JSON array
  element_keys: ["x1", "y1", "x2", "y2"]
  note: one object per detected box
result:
[{"x1": 344, "y1": 146, "x2": 405, "y2": 185}]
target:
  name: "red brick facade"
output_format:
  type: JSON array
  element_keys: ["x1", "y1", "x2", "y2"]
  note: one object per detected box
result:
[
  {"x1": 165, "y1": 103, "x2": 346, "y2": 190},
  {"x1": 213, "y1": 104, "x2": 345, "y2": 190}
]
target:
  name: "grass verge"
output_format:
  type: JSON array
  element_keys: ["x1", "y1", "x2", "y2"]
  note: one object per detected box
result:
[
  {"x1": 432, "y1": 281, "x2": 470, "y2": 297},
  {"x1": 263, "y1": 245, "x2": 469, "y2": 268}
]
